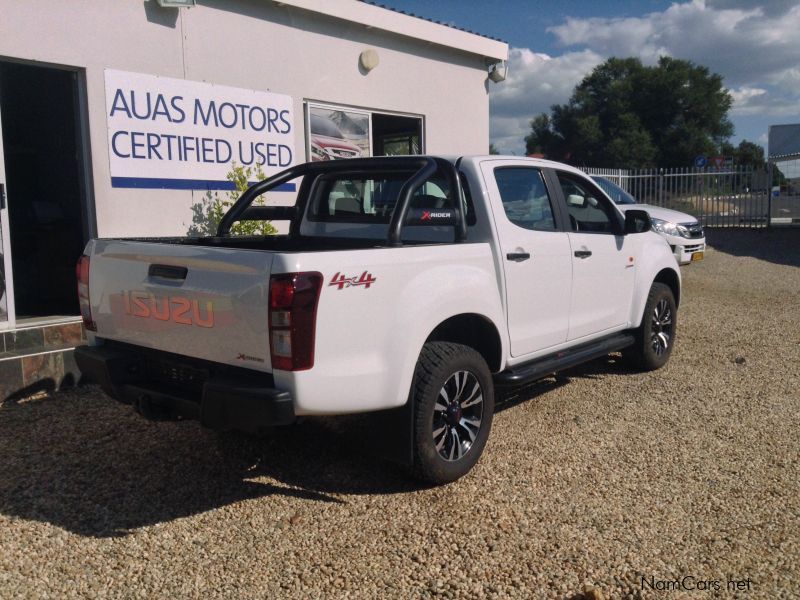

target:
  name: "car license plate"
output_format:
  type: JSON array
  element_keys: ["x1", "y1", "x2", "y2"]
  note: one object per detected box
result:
[{"x1": 691, "y1": 252, "x2": 704, "y2": 262}]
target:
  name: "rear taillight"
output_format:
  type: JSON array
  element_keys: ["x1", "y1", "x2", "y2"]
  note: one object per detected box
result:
[
  {"x1": 268, "y1": 272, "x2": 323, "y2": 371},
  {"x1": 76, "y1": 255, "x2": 96, "y2": 331}
]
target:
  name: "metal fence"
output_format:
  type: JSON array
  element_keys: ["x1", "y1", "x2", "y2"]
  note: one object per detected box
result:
[{"x1": 584, "y1": 166, "x2": 772, "y2": 228}]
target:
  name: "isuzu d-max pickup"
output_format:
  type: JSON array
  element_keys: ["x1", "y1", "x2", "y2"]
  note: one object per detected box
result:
[{"x1": 75, "y1": 156, "x2": 681, "y2": 484}]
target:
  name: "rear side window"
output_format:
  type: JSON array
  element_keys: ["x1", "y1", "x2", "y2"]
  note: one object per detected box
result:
[
  {"x1": 494, "y1": 167, "x2": 557, "y2": 231},
  {"x1": 307, "y1": 171, "x2": 476, "y2": 225}
]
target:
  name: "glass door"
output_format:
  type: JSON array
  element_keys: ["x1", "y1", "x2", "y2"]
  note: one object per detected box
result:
[{"x1": 0, "y1": 105, "x2": 16, "y2": 330}]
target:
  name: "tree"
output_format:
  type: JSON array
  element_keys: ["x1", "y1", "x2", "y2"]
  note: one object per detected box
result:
[
  {"x1": 489, "y1": 143, "x2": 500, "y2": 155},
  {"x1": 720, "y1": 139, "x2": 787, "y2": 184},
  {"x1": 720, "y1": 139, "x2": 766, "y2": 167},
  {"x1": 525, "y1": 57, "x2": 733, "y2": 168}
]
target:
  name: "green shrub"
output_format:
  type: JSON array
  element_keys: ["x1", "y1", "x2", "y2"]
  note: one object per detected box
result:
[{"x1": 187, "y1": 163, "x2": 277, "y2": 237}]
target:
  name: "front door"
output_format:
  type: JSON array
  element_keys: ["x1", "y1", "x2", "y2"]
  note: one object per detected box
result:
[
  {"x1": 0, "y1": 108, "x2": 15, "y2": 330},
  {"x1": 481, "y1": 161, "x2": 572, "y2": 358},
  {"x1": 552, "y1": 170, "x2": 636, "y2": 341}
]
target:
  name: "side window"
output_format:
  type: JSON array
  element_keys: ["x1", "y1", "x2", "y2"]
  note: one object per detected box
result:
[
  {"x1": 494, "y1": 167, "x2": 557, "y2": 231},
  {"x1": 557, "y1": 173, "x2": 618, "y2": 234}
]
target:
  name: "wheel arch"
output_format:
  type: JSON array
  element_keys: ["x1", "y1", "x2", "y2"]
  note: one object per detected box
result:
[
  {"x1": 425, "y1": 313, "x2": 503, "y2": 373},
  {"x1": 653, "y1": 267, "x2": 681, "y2": 307}
]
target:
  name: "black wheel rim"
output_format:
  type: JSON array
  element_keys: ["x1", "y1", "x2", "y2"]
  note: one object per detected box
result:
[
  {"x1": 432, "y1": 370, "x2": 483, "y2": 462},
  {"x1": 651, "y1": 298, "x2": 673, "y2": 356}
]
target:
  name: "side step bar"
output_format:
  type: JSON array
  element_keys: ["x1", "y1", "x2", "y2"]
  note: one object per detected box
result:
[{"x1": 494, "y1": 333, "x2": 635, "y2": 387}]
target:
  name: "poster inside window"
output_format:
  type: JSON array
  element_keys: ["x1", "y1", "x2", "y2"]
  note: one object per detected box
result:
[{"x1": 309, "y1": 106, "x2": 370, "y2": 161}]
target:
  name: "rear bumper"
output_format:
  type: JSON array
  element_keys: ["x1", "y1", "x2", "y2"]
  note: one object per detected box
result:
[{"x1": 74, "y1": 344, "x2": 294, "y2": 431}]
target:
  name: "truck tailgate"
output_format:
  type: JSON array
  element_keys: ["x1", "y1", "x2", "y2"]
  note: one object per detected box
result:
[{"x1": 88, "y1": 239, "x2": 274, "y2": 372}]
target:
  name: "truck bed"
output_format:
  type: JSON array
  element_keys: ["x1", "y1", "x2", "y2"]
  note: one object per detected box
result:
[{"x1": 107, "y1": 234, "x2": 443, "y2": 253}]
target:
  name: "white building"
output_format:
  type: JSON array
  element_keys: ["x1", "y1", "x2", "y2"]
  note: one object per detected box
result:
[{"x1": 0, "y1": 0, "x2": 507, "y2": 397}]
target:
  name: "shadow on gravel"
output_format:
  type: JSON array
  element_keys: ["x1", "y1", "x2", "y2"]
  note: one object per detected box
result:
[
  {"x1": 0, "y1": 388, "x2": 418, "y2": 538},
  {"x1": 0, "y1": 354, "x2": 628, "y2": 538},
  {"x1": 706, "y1": 227, "x2": 800, "y2": 268}
]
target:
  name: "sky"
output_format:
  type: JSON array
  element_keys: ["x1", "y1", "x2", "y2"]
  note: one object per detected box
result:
[{"x1": 375, "y1": 0, "x2": 800, "y2": 158}]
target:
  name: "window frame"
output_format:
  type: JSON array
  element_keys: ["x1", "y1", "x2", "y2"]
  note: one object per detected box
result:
[{"x1": 304, "y1": 101, "x2": 425, "y2": 162}]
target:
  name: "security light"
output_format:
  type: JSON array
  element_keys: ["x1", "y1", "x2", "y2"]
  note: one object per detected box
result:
[
  {"x1": 155, "y1": 0, "x2": 196, "y2": 7},
  {"x1": 488, "y1": 60, "x2": 507, "y2": 83}
]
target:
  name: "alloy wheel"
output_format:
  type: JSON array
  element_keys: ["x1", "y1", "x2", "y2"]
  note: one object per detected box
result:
[
  {"x1": 651, "y1": 298, "x2": 673, "y2": 356},
  {"x1": 432, "y1": 370, "x2": 484, "y2": 461}
]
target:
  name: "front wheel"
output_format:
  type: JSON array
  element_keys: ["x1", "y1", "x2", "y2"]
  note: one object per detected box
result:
[
  {"x1": 624, "y1": 282, "x2": 677, "y2": 371},
  {"x1": 411, "y1": 342, "x2": 494, "y2": 484}
]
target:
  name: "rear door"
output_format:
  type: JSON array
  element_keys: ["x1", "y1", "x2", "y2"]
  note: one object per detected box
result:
[
  {"x1": 481, "y1": 161, "x2": 572, "y2": 357},
  {"x1": 89, "y1": 240, "x2": 274, "y2": 371},
  {"x1": 550, "y1": 169, "x2": 636, "y2": 341}
]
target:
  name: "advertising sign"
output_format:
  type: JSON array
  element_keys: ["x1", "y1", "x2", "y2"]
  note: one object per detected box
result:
[
  {"x1": 105, "y1": 69, "x2": 295, "y2": 190},
  {"x1": 308, "y1": 105, "x2": 370, "y2": 161}
]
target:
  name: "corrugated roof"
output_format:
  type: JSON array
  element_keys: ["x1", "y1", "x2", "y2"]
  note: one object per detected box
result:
[{"x1": 358, "y1": 1, "x2": 507, "y2": 44}]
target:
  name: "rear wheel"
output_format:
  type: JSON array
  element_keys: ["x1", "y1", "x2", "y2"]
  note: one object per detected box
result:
[
  {"x1": 624, "y1": 282, "x2": 677, "y2": 371},
  {"x1": 411, "y1": 342, "x2": 494, "y2": 484}
]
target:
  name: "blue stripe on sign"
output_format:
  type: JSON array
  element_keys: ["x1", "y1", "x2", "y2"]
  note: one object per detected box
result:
[{"x1": 111, "y1": 177, "x2": 296, "y2": 192}]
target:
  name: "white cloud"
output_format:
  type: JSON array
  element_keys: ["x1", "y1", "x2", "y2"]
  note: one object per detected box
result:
[
  {"x1": 489, "y1": 0, "x2": 800, "y2": 154},
  {"x1": 489, "y1": 48, "x2": 603, "y2": 154},
  {"x1": 730, "y1": 86, "x2": 768, "y2": 112},
  {"x1": 547, "y1": 1, "x2": 800, "y2": 86}
]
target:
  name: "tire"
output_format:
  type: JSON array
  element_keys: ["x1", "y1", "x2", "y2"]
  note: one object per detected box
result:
[
  {"x1": 624, "y1": 282, "x2": 677, "y2": 371},
  {"x1": 411, "y1": 342, "x2": 494, "y2": 484}
]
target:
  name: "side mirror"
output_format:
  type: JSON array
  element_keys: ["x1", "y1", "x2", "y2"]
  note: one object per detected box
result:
[
  {"x1": 624, "y1": 209, "x2": 652, "y2": 234},
  {"x1": 567, "y1": 194, "x2": 586, "y2": 208}
]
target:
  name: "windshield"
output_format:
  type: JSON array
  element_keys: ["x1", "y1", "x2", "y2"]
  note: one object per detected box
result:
[{"x1": 591, "y1": 176, "x2": 637, "y2": 205}]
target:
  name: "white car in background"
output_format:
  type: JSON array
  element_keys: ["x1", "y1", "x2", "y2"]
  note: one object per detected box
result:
[{"x1": 591, "y1": 175, "x2": 706, "y2": 265}]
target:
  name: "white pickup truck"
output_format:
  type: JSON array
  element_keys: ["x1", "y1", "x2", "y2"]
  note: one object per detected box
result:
[{"x1": 75, "y1": 156, "x2": 681, "y2": 484}]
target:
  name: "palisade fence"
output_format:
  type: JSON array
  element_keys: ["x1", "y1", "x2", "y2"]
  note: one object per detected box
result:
[{"x1": 584, "y1": 166, "x2": 773, "y2": 228}]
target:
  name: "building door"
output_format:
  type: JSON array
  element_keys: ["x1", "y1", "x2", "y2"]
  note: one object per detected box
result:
[
  {"x1": 0, "y1": 61, "x2": 91, "y2": 323},
  {"x1": 0, "y1": 112, "x2": 15, "y2": 329}
]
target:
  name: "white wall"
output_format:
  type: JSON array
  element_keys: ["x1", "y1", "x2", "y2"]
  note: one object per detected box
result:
[{"x1": 0, "y1": 0, "x2": 493, "y2": 238}]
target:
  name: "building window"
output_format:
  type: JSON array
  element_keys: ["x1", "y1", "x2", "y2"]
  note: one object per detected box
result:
[{"x1": 305, "y1": 102, "x2": 423, "y2": 162}]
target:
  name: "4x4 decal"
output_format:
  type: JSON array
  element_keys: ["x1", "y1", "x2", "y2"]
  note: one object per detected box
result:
[{"x1": 329, "y1": 271, "x2": 376, "y2": 290}]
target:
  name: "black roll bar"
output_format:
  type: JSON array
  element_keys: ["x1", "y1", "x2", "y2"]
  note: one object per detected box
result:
[{"x1": 215, "y1": 156, "x2": 468, "y2": 245}]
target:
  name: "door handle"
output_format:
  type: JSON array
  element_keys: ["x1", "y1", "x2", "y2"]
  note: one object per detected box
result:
[
  {"x1": 574, "y1": 250, "x2": 592, "y2": 259},
  {"x1": 0, "y1": 184, "x2": 5, "y2": 210},
  {"x1": 506, "y1": 252, "x2": 531, "y2": 262}
]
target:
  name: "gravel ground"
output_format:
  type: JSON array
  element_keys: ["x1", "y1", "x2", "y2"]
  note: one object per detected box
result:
[{"x1": 1, "y1": 229, "x2": 798, "y2": 599}]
